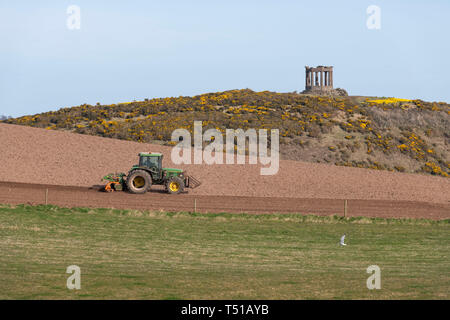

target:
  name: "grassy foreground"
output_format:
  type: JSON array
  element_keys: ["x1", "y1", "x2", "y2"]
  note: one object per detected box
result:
[{"x1": 0, "y1": 204, "x2": 449, "y2": 300}]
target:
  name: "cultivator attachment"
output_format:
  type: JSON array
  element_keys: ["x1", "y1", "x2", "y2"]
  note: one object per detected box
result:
[{"x1": 102, "y1": 173, "x2": 126, "y2": 192}]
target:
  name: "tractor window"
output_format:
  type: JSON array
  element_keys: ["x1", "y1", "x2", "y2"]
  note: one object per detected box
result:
[{"x1": 140, "y1": 156, "x2": 159, "y2": 168}]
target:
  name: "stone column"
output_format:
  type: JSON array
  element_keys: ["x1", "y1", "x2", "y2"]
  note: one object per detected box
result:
[
  {"x1": 306, "y1": 70, "x2": 309, "y2": 87},
  {"x1": 324, "y1": 71, "x2": 328, "y2": 87},
  {"x1": 320, "y1": 71, "x2": 324, "y2": 88},
  {"x1": 330, "y1": 70, "x2": 333, "y2": 88}
]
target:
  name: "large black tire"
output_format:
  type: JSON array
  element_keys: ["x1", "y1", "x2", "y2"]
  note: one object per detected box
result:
[
  {"x1": 126, "y1": 170, "x2": 152, "y2": 194},
  {"x1": 165, "y1": 176, "x2": 184, "y2": 194}
]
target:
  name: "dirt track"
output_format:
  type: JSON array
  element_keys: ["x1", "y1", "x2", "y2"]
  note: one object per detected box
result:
[{"x1": 0, "y1": 181, "x2": 448, "y2": 219}]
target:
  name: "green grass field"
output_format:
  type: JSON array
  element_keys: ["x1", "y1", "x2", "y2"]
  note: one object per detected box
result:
[{"x1": 0, "y1": 204, "x2": 449, "y2": 299}]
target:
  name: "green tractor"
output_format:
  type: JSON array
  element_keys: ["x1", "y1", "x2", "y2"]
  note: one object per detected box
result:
[{"x1": 102, "y1": 152, "x2": 201, "y2": 194}]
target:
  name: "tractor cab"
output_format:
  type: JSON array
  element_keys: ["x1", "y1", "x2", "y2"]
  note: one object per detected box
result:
[
  {"x1": 137, "y1": 152, "x2": 184, "y2": 182},
  {"x1": 138, "y1": 152, "x2": 163, "y2": 179}
]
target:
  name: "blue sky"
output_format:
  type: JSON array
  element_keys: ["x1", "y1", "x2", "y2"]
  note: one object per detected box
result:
[{"x1": 1, "y1": 0, "x2": 449, "y2": 117}]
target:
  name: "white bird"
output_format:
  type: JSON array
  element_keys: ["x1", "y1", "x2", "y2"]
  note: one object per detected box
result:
[{"x1": 340, "y1": 234, "x2": 347, "y2": 246}]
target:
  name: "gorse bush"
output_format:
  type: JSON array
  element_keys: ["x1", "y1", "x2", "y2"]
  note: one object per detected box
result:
[{"x1": 3, "y1": 89, "x2": 449, "y2": 177}]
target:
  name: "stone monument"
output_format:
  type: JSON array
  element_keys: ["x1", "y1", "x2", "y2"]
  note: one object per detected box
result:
[{"x1": 302, "y1": 66, "x2": 347, "y2": 96}]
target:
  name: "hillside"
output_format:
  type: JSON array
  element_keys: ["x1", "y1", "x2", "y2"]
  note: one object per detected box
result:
[
  {"x1": 3, "y1": 89, "x2": 449, "y2": 177},
  {"x1": 1, "y1": 123, "x2": 449, "y2": 205}
]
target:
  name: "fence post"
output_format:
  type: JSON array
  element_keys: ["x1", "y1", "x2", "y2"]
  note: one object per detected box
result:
[
  {"x1": 344, "y1": 199, "x2": 348, "y2": 218},
  {"x1": 45, "y1": 188, "x2": 48, "y2": 205},
  {"x1": 194, "y1": 199, "x2": 197, "y2": 213}
]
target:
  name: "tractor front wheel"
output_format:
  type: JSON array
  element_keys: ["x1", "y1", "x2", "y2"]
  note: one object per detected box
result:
[
  {"x1": 166, "y1": 176, "x2": 184, "y2": 194},
  {"x1": 126, "y1": 170, "x2": 152, "y2": 194}
]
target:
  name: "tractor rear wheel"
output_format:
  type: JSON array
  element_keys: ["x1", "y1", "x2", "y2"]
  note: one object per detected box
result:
[
  {"x1": 166, "y1": 176, "x2": 184, "y2": 194},
  {"x1": 126, "y1": 170, "x2": 152, "y2": 194}
]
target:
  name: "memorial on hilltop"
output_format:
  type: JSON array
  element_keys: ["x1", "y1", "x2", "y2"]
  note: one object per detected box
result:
[{"x1": 302, "y1": 65, "x2": 347, "y2": 96}]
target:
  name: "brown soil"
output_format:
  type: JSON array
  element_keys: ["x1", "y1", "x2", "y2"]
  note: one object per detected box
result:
[
  {"x1": 0, "y1": 123, "x2": 449, "y2": 218},
  {"x1": 0, "y1": 181, "x2": 448, "y2": 219}
]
